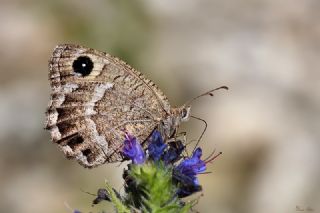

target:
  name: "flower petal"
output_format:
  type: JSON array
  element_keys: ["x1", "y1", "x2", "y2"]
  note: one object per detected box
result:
[
  {"x1": 173, "y1": 147, "x2": 207, "y2": 196},
  {"x1": 122, "y1": 133, "x2": 145, "y2": 164},
  {"x1": 148, "y1": 130, "x2": 167, "y2": 161}
]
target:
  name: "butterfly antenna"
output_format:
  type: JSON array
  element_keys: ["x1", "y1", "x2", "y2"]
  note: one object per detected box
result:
[
  {"x1": 204, "y1": 151, "x2": 222, "y2": 164},
  {"x1": 190, "y1": 115, "x2": 207, "y2": 153},
  {"x1": 203, "y1": 148, "x2": 216, "y2": 161},
  {"x1": 184, "y1": 86, "x2": 228, "y2": 106}
]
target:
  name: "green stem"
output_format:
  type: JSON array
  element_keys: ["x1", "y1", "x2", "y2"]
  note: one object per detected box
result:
[{"x1": 105, "y1": 181, "x2": 130, "y2": 213}]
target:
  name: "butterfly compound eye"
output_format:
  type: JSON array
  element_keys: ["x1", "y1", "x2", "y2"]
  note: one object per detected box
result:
[
  {"x1": 181, "y1": 106, "x2": 191, "y2": 122},
  {"x1": 72, "y1": 56, "x2": 94, "y2": 76},
  {"x1": 182, "y1": 109, "x2": 188, "y2": 118}
]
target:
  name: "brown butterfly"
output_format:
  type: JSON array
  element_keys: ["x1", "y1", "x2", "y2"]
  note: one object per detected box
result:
[{"x1": 45, "y1": 44, "x2": 226, "y2": 168}]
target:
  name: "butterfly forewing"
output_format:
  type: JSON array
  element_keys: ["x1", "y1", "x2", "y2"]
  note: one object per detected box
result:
[{"x1": 46, "y1": 44, "x2": 171, "y2": 167}]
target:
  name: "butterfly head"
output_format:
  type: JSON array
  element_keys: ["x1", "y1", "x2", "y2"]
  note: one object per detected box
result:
[
  {"x1": 169, "y1": 105, "x2": 191, "y2": 125},
  {"x1": 161, "y1": 106, "x2": 191, "y2": 138},
  {"x1": 163, "y1": 86, "x2": 229, "y2": 138}
]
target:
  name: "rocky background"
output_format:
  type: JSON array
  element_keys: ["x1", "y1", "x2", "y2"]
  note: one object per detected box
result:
[{"x1": 0, "y1": 0, "x2": 319, "y2": 213}]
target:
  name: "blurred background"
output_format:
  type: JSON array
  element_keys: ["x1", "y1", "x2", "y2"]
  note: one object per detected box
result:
[{"x1": 0, "y1": 0, "x2": 319, "y2": 212}]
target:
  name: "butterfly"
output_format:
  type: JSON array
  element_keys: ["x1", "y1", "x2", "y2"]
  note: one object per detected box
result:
[{"x1": 45, "y1": 44, "x2": 227, "y2": 168}]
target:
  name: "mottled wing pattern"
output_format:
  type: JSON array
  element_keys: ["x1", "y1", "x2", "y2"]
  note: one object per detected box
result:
[{"x1": 45, "y1": 44, "x2": 171, "y2": 167}]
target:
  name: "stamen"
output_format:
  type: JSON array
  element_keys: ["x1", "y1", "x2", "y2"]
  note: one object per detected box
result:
[{"x1": 205, "y1": 152, "x2": 222, "y2": 164}]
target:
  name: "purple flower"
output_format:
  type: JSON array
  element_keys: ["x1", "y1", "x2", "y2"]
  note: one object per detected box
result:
[
  {"x1": 163, "y1": 140, "x2": 185, "y2": 164},
  {"x1": 175, "y1": 148, "x2": 206, "y2": 178},
  {"x1": 92, "y1": 188, "x2": 110, "y2": 205},
  {"x1": 122, "y1": 133, "x2": 145, "y2": 164},
  {"x1": 173, "y1": 148, "x2": 206, "y2": 197},
  {"x1": 148, "y1": 130, "x2": 167, "y2": 161}
]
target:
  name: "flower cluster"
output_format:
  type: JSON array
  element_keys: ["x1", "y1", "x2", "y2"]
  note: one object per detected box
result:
[
  {"x1": 75, "y1": 130, "x2": 221, "y2": 213},
  {"x1": 122, "y1": 130, "x2": 210, "y2": 198}
]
